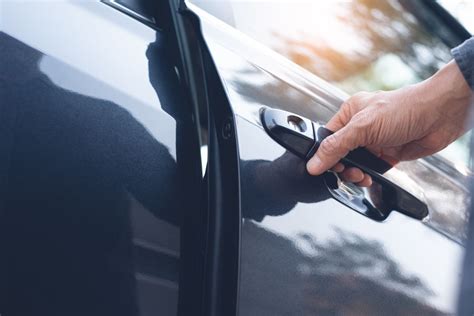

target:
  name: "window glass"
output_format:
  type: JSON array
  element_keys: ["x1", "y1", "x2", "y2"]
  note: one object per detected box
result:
[
  {"x1": 438, "y1": 0, "x2": 474, "y2": 33},
  {"x1": 192, "y1": 0, "x2": 471, "y2": 169}
]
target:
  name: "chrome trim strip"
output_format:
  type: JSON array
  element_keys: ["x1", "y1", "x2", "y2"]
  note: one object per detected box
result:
[{"x1": 101, "y1": 0, "x2": 157, "y2": 29}]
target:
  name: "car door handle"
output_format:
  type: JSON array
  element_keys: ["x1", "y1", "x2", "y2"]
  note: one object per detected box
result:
[
  {"x1": 260, "y1": 107, "x2": 429, "y2": 221},
  {"x1": 260, "y1": 107, "x2": 392, "y2": 173}
]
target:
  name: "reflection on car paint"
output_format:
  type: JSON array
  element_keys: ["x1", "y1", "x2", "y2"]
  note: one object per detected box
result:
[
  {"x1": 237, "y1": 117, "x2": 462, "y2": 315},
  {"x1": 206, "y1": 33, "x2": 470, "y2": 243},
  {"x1": 1, "y1": 1, "x2": 202, "y2": 314},
  {"x1": 192, "y1": 6, "x2": 467, "y2": 314}
]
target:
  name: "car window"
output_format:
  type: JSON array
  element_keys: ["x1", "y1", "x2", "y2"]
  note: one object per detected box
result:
[
  {"x1": 438, "y1": 0, "x2": 474, "y2": 33},
  {"x1": 191, "y1": 0, "x2": 471, "y2": 170}
]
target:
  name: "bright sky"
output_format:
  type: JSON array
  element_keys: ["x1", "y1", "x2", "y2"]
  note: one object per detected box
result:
[{"x1": 438, "y1": 0, "x2": 474, "y2": 33}]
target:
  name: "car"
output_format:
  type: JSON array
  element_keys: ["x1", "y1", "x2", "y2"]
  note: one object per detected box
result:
[{"x1": 0, "y1": 0, "x2": 471, "y2": 315}]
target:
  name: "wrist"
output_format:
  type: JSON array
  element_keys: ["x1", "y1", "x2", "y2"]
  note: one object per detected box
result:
[
  {"x1": 426, "y1": 61, "x2": 472, "y2": 105},
  {"x1": 416, "y1": 60, "x2": 473, "y2": 134}
]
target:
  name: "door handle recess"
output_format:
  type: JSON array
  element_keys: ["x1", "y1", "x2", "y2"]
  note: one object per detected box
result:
[{"x1": 260, "y1": 107, "x2": 429, "y2": 221}]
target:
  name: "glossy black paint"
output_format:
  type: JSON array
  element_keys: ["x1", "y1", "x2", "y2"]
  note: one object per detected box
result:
[
  {"x1": 160, "y1": 2, "x2": 243, "y2": 314},
  {"x1": 260, "y1": 108, "x2": 315, "y2": 159},
  {"x1": 1, "y1": 1, "x2": 472, "y2": 316},
  {"x1": 190, "y1": 1, "x2": 470, "y2": 314},
  {"x1": 1, "y1": 1, "x2": 205, "y2": 315}
]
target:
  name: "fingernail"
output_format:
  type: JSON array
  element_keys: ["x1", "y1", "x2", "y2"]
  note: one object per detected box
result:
[{"x1": 307, "y1": 156, "x2": 321, "y2": 174}]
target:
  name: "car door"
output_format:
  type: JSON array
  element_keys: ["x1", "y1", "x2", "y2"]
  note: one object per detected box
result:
[
  {"x1": 188, "y1": 0, "x2": 471, "y2": 315},
  {"x1": 0, "y1": 1, "x2": 206, "y2": 315}
]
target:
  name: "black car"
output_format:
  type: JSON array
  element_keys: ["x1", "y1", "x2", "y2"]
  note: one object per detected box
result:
[{"x1": 0, "y1": 0, "x2": 471, "y2": 315}]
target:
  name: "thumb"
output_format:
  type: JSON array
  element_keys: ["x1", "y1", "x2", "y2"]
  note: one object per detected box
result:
[{"x1": 306, "y1": 124, "x2": 363, "y2": 175}]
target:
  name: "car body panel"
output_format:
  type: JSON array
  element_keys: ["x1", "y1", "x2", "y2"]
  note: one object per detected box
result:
[
  {"x1": 1, "y1": 0, "x2": 470, "y2": 315},
  {"x1": 1, "y1": 1, "x2": 203, "y2": 315},
  {"x1": 189, "y1": 3, "x2": 468, "y2": 315}
]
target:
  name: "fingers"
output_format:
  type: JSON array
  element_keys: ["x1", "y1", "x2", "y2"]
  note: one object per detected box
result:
[
  {"x1": 306, "y1": 124, "x2": 364, "y2": 175},
  {"x1": 397, "y1": 141, "x2": 435, "y2": 161},
  {"x1": 331, "y1": 162, "x2": 345, "y2": 173},
  {"x1": 326, "y1": 92, "x2": 370, "y2": 132},
  {"x1": 384, "y1": 141, "x2": 433, "y2": 161},
  {"x1": 357, "y1": 174, "x2": 373, "y2": 187},
  {"x1": 332, "y1": 165, "x2": 373, "y2": 187},
  {"x1": 340, "y1": 167, "x2": 364, "y2": 182},
  {"x1": 325, "y1": 101, "x2": 351, "y2": 132},
  {"x1": 327, "y1": 158, "x2": 374, "y2": 187},
  {"x1": 340, "y1": 167, "x2": 374, "y2": 187},
  {"x1": 325, "y1": 110, "x2": 348, "y2": 132},
  {"x1": 308, "y1": 93, "x2": 370, "y2": 175}
]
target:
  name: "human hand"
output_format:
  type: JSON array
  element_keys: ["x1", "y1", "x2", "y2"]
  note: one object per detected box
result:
[{"x1": 306, "y1": 61, "x2": 472, "y2": 186}]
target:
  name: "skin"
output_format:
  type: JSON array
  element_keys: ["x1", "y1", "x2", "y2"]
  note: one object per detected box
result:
[{"x1": 306, "y1": 61, "x2": 473, "y2": 186}]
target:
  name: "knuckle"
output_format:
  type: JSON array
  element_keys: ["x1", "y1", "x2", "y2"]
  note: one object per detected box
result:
[
  {"x1": 351, "y1": 91, "x2": 369, "y2": 103},
  {"x1": 344, "y1": 91, "x2": 370, "y2": 112},
  {"x1": 353, "y1": 91, "x2": 370, "y2": 100},
  {"x1": 373, "y1": 99, "x2": 389, "y2": 110},
  {"x1": 340, "y1": 99, "x2": 357, "y2": 119},
  {"x1": 338, "y1": 101, "x2": 352, "y2": 118},
  {"x1": 343, "y1": 97, "x2": 357, "y2": 111},
  {"x1": 351, "y1": 111, "x2": 372, "y2": 128},
  {"x1": 346, "y1": 121, "x2": 368, "y2": 147},
  {"x1": 320, "y1": 135, "x2": 340, "y2": 155}
]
